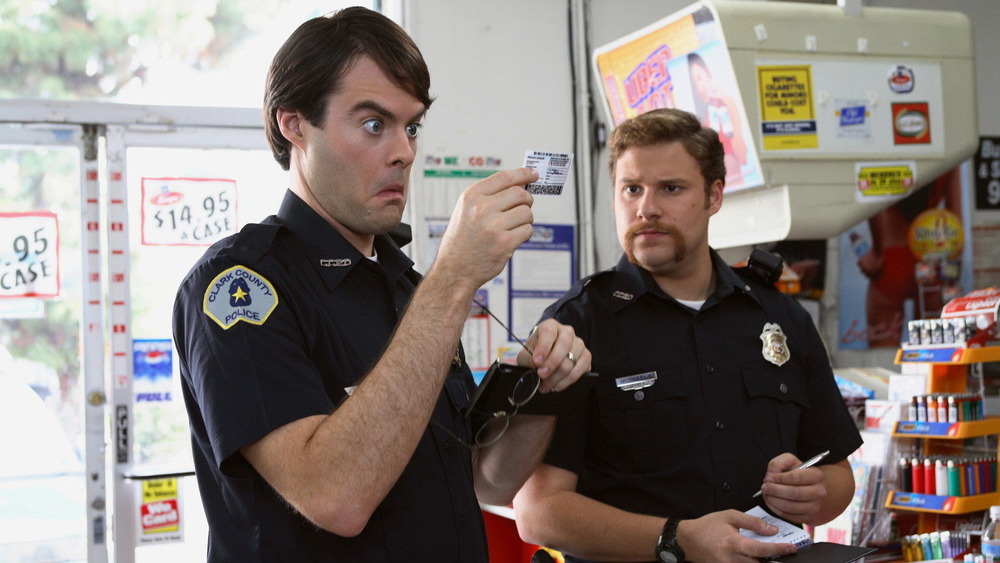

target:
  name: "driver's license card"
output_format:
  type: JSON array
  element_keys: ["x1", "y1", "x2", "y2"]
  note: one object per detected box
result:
[{"x1": 523, "y1": 150, "x2": 574, "y2": 195}]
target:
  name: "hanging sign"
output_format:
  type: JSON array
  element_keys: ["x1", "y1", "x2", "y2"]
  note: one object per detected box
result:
[
  {"x1": 0, "y1": 211, "x2": 60, "y2": 298},
  {"x1": 141, "y1": 177, "x2": 237, "y2": 246}
]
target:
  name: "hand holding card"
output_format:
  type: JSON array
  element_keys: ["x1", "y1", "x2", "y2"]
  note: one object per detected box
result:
[{"x1": 523, "y1": 150, "x2": 574, "y2": 195}]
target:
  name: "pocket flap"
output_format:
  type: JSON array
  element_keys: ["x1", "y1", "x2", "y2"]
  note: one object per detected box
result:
[
  {"x1": 595, "y1": 371, "x2": 686, "y2": 416},
  {"x1": 742, "y1": 368, "x2": 809, "y2": 408}
]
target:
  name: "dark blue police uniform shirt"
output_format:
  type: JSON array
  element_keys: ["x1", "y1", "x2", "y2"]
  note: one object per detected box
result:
[
  {"x1": 542, "y1": 250, "x2": 863, "y2": 527},
  {"x1": 172, "y1": 190, "x2": 488, "y2": 562}
]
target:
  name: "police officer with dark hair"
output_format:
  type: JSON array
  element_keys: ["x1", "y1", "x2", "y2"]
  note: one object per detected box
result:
[
  {"x1": 173, "y1": 7, "x2": 590, "y2": 561},
  {"x1": 513, "y1": 108, "x2": 862, "y2": 563}
]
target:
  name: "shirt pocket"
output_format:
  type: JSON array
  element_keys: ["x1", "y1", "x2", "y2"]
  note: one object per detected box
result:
[
  {"x1": 742, "y1": 367, "x2": 810, "y2": 456},
  {"x1": 593, "y1": 372, "x2": 688, "y2": 473}
]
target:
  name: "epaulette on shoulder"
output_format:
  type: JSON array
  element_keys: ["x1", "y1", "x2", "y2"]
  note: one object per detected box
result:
[
  {"x1": 231, "y1": 223, "x2": 284, "y2": 262},
  {"x1": 558, "y1": 269, "x2": 615, "y2": 303}
]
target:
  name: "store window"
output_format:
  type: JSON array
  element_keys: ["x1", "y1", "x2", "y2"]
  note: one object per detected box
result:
[{"x1": 0, "y1": 0, "x2": 376, "y2": 106}]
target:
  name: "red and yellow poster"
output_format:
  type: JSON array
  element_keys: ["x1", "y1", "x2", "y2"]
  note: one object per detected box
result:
[{"x1": 137, "y1": 478, "x2": 183, "y2": 545}]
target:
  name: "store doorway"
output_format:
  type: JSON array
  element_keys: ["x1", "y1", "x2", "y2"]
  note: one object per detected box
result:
[{"x1": 0, "y1": 101, "x2": 286, "y2": 562}]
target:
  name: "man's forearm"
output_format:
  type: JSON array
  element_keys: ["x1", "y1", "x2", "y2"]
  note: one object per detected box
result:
[
  {"x1": 809, "y1": 460, "x2": 856, "y2": 526},
  {"x1": 475, "y1": 414, "x2": 555, "y2": 505},
  {"x1": 294, "y1": 267, "x2": 478, "y2": 519},
  {"x1": 514, "y1": 489, "x2": 664, "y2": 562}
]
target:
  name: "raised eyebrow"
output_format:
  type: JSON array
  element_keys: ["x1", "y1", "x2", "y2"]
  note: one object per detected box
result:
[{"x1": 349, "y1": 100, "x2": 426, "y2": 124}]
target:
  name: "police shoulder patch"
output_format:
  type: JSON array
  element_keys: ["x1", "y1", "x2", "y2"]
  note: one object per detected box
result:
[{"x1": 202, "y1": 265, "x2": 279, "y2": 329}]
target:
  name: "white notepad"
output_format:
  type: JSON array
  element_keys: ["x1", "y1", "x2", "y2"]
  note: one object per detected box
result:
[{"x1": 739, "y1": 506, "x2": 813, "y2": 548}]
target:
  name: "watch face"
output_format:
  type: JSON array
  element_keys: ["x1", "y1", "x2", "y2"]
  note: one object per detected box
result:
[{"x1": 657, "y1": 552, "x2": 678, "y2": 563}]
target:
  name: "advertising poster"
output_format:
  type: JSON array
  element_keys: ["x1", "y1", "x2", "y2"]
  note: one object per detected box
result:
[
  {"x1": 137, "y1": 478, "x2": 182, "y2": 545},
  {"x1": 0, "y1": 211, "x2": 60, "y2": 299},
  {"x1": 133, "y1": 339, "x2": 173, "y2": 403},
  {"x1": 509, "y1": 224, "x2": 575, "y2": 340},
  {"x1": 971, "y1": 137, "x2": 1000, "y2": 287},
  {"x1": 141, "y1": 177, "x2": 237, "y2": 246},
  {"x1": 838, "y1": 167, "x2": 971, "y2": 349},
  {"x1": 975, "y1": 136, "x2": 1000, "y2": 211},
  {"x1": 592, "y1": 2, "x2": 763, "y2": 192}
]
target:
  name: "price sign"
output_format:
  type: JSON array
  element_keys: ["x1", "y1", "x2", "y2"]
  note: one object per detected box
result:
[
  {"x1": 975, "y1": 136, "x2": 1000, "y2": 211},
  {"x1": 0, "y1": 212, "x2": 60, "y2": 298},
  {"x1": 141, "y1": 177, "x2": 237, "y2": 246}
]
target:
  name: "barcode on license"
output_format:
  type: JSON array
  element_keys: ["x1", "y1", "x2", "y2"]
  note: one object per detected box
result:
[{"x1": 526, "y1": 184, "x2": 564, "y2": 195}]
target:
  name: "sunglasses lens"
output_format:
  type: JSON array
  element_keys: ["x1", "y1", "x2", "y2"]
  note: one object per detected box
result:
[
  {"x1": 475, "y1": 412, "x2": 510, "y2": 447},
  {"x1": 510, "y1": 371, "x2": 539, "y2": 407}
]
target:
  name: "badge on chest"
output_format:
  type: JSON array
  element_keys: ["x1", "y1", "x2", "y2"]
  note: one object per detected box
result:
[{"x1": 760, "y1": 322, "x2": 790, "y2": 367}]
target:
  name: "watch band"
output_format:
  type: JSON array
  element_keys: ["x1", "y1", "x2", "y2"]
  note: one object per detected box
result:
[{"x1": 655, "y1": 518, "x2": 685, "y2": 563}]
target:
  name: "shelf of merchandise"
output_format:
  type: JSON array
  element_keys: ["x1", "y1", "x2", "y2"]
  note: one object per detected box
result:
[
  {"x1": 886, "y1": 491, "x2": 1000, "y2": 515},
  {"x1": 893, "y1": 418, "x2": 1000, "y2": 440},
  {"x1": 895, "y1": 345, "x2": 1000, "y2": 365},
  {"x1": 885, "y1": 344, "x2": 1000, "y2": 533}
]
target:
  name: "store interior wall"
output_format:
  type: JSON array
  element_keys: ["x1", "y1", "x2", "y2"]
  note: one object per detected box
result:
[
  {"x1": 408, "y1": 0, "x2": 1000, "y2": 372},
  {"x1": 405, "y1": 0, "x2": 577, "y2": 269}
]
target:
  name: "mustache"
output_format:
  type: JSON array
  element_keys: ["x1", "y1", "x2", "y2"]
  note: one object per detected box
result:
[{"x1": 625, "y1": 221, "x2": 679, "y2": 240}]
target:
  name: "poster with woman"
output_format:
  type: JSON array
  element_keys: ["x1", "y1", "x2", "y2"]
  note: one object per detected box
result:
[
  {"x1": 838, "y1": 166, "x2": 972, "y2": 349},
  {"x1": 592, "y1": 1, "x2": 763, "y2": 192}
]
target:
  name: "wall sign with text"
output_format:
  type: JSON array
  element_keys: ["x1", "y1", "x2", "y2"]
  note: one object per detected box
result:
[
  {"x1": 975, "y1": 136, "x2": 1000, "y2": 211},
  {"x1": 141, "y1": 177, "x2": 237, "y2": 246},
  {"x1": 0, "y1": 211, "x2": 60, "y2": 298}
]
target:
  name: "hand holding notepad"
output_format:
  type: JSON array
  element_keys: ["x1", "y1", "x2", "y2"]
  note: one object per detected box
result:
[
  {"x1": 740, "y1": 506, "x2": 876, "y2": 562},
  {"x1": 739, "y1": 506, "x2": 812, "y2": 548}
]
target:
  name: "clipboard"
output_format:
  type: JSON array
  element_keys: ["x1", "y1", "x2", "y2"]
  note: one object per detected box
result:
[{"x1": 767, "y1": 542, "x2": 876, "y2": 562}]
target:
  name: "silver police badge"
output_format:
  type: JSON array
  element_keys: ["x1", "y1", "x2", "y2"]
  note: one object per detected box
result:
[{"x1": 760, "y1": 322, "x2": 790, "y2": 367}]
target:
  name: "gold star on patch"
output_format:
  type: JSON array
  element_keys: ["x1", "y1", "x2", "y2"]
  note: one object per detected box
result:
[{"x1": 231, "y1": 286, "x2": 249, "y2": 303}]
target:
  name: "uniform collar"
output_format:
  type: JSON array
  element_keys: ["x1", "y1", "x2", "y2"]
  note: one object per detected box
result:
[
  {"x1": 275, "y1": 190, "x2": 414, "y2": 291},
  {"x1": 608, "y1": 248, "x2": 760, "y2": 312}
]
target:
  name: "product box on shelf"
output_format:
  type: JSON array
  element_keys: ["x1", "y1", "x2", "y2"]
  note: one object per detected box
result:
[
  {"x1": 941, "y1": 287, "x2": 1000, "y2": 339},
  {"x1": 904, "y1": 288, "x2": 999, "y2": 349}
]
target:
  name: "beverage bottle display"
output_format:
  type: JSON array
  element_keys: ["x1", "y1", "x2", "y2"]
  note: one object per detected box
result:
[
  {"x1": 849, "y1": 231, "x2": 870, "y2": 258},
  {"x1": 982, "y1": 505, "x2": 1000, "y2": 560}
]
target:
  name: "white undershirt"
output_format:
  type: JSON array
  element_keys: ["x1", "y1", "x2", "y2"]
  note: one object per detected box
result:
[{"x1": 675, "y1": 298, "x2": 705, "y2": 311}]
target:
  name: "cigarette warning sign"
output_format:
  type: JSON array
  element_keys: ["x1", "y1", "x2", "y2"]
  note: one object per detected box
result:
[{"x1": 758, "y1": 65, "x2": 817, "y2": 150}]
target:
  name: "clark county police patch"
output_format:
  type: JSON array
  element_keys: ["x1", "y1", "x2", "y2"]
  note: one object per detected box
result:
[{"x1": 202, "y1": 266, "x2": 279, "y2": 329}]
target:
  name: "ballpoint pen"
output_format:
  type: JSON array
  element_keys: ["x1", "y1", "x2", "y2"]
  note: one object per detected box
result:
[{"x1": 752, "y1": 450, "x2": 831, "y2": 498}]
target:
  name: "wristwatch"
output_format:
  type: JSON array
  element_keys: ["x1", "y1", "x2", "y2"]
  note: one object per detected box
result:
[{"x1": 655, "y1": 518, "x2": 685, "y2": 563}]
